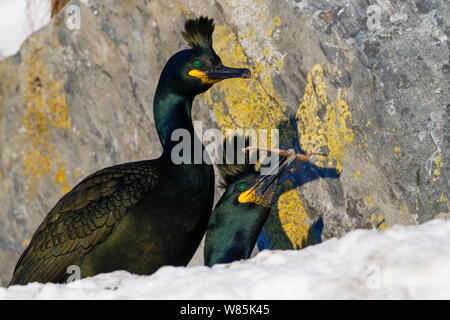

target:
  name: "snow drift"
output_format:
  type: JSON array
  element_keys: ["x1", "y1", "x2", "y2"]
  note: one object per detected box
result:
[{"x1": 1, "y1": 219, "x2": 449, "y2": 299}]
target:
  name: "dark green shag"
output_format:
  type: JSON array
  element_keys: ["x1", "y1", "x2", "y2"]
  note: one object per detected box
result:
[{"x1": 204, "y1": 137, "x2": 292, "y2": 267}]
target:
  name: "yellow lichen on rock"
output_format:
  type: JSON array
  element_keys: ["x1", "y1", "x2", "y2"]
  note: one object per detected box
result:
[
  {"x1": 204, "y1": 24, "x2": 286, "y2": 133},
  {"x1": 400, "y1": 204, "x2": 409, "y2": 214},
  {"x1": 377, "y1": 216, "x2": 388, "y2": 231},
  {"x1": 432, "y1": 154, "x2": 442, "y2": 182},
  {"x1": 22, "y1": 52, "x2": 71, "y2": 201},
  {"x1": 176, "y1": 0, "x2": 192, "y2": 17},
  {"x1": 394, "y1": 146, "x2": 401, "y2": 159},
  {"x1": 55, "y1": 167, "x2": 71, "y2": 193},
  {"x1": 295, "y1": 64, "x2": 354, "y2": 172},
  {"x1": 272, "y1": 15, "x2": 282, "y2": 27},
  {"x1": 368, "y1": 195, "x2": 374, "y2": 209},
  {"x1": 264, "y1": 28, "x2": 274, "y2": 37},
  {"x1": 370, "y1": 213, "x2": 387, "y2": 230},
  {"x1": 277, "y1": 188, "x2": 310, "y2": 249},
  {"x1": 378, "y1": 222, "x2": 388, "y2": 231}
]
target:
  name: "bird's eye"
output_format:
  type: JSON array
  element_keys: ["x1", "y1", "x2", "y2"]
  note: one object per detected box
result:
[
  {"x1": 236, "y1": 183, "x2": 247, "y2": 192},
  {"x1": 193, "y1": 60, "x2": 201, "y2": 68}
]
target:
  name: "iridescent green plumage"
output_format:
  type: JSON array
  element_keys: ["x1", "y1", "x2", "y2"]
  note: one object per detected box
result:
[
  {"x1": 204, "y1": 137, "x2": 292, "y2": 266},
  {"x1": 11, "y1": 162, "x2": 161, "y2": 284}
]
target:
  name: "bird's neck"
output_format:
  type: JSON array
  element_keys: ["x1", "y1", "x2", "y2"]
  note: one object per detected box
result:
[{"x1": 153, "y1": 85, "x2": 200, "y2": 160}]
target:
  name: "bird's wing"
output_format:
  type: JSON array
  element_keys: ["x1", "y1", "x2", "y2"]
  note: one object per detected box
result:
[{"x1": 10, "y1": 160, "x2": 161, "y2": 285}]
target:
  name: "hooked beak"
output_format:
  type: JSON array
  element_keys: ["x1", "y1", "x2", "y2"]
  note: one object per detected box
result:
[
  {"x1": 238, "y1": 156, "x2": 295, "y2": 207},
  {"x1": 205, "y1": 64, "x2": 251, "y2": 81}
]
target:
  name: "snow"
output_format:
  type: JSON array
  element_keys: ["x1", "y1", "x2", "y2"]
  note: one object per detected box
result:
[{"x1": 1, "y1": 219, "x2": 450, "y2": 299}]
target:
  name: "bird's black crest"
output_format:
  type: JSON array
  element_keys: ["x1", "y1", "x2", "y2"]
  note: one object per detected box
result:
[
  {"x1": 182, "y1": 16, "x2": 215, "y2": 49},
  {"x1": 217, "y1": 136, "x2": 256, "y2": 188}
]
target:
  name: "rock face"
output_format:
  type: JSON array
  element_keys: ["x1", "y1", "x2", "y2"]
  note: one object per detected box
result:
[{"x1": 0, "y1": 0, "x2": 448, "y2": 286}]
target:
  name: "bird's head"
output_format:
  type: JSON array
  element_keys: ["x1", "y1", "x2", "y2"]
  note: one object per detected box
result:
[
  {"x1": 204, "y1": 136, "x2": 294, "y2": 266},
  {"x1": 216, "y1": 136, "x2": 295, "y2": 211},
  {"x1": 159, "y1": 17, "x2": 251, "y2": 97}
]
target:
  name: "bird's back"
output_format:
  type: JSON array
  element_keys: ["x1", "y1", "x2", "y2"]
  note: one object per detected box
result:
[
  {"x1": 10, "y1": 159, "x2": 162, "y2": 285},
  {"x1": 10, "y1": 158, "x2": 215, "y2": 285}
]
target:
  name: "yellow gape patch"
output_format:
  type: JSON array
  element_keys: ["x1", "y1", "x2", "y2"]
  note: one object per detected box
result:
[
  {"x1": 238, "y1": 189, "x2": 256, "y2": 204},
  {"x1": 188, "y1": 69, "x2": 221, "y2": 84},
  {"x1": 238, "y1": 189, "x2": 274, "y2": 208}
]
